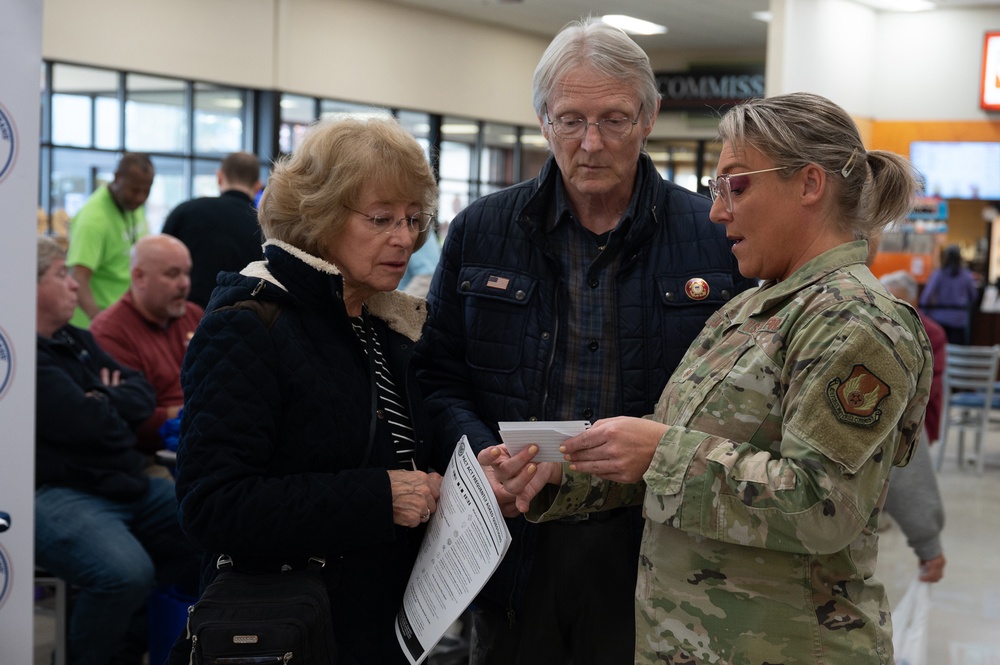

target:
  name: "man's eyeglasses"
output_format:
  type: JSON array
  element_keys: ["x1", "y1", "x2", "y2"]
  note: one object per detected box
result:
[
  {"x1": 707, "y1": 167, "x2": 786, "y2": 213},
  {"x1": 544, "y1": 104, "x2": 642, "y2": 141},
  {"x1": 345, "y1": 207, "x2": 434, "y2": 235}
]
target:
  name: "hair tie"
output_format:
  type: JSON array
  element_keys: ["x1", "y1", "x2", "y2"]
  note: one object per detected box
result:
[{"x1": 841, "y1": 148, "x2": 860, "y2": 178}]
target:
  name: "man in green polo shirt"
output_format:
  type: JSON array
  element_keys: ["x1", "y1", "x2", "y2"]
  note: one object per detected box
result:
[{"x1": 67, "y1": 153, "x2": 155, "y2": 327}]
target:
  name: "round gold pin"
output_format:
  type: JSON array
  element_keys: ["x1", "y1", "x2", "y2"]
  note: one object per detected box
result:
[{"x1": 685, "y1": 278, "x2": 709, "y2": 301}]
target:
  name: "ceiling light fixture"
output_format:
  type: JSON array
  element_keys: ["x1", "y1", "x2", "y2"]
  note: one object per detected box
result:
[
  {"x1": 599, "y1": 15, "x2": 668, "y2": 36},
  {"x1": 851, "y1": 0, "x2": 935, "y2": 11}
]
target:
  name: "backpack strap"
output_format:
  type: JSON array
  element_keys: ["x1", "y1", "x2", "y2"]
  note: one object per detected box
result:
[{"x1": 216, "y1": 280, "x2": 283, "y2": 330}]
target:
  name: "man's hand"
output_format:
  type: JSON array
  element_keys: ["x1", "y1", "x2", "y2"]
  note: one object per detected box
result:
[
  {"x1": 559, "y1": 416, "x2": 667, "y2": 483},
  {"x1": 919, "y1": 555, "x2": 946, "y2": 583},
  {"x1": 99, "y1": 367, "x2": 122, "y2": 387},
  {"x1": 70, "y1": 265, "x2": 100, "y2": 319},
  {"x1": 85, "y1": 367, "x2": 123, "y2": 399},
  {"x1": 477, "y1": 444, "x2": 562, "y2": 514}
]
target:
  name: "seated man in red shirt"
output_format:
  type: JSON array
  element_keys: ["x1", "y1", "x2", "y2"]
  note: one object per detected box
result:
[{"x1": 92, "y1": 234, "x2": 203, "y2": 453}]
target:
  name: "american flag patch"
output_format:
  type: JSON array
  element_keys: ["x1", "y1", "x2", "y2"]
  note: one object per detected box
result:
[{"x1": 487, "y1": 275, "x2": 510, "y2": 290}]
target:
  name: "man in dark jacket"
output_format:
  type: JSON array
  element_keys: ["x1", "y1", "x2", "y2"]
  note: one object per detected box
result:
[
  {"x1": 161, "y1": 151, "x2": 263, "y2": 308},
  {"x1": 414, "y1": 17, "x2": 756, "y2": 665},
  {"x1": 34, "y1": 236, "x2": 199, "y2": 665}
]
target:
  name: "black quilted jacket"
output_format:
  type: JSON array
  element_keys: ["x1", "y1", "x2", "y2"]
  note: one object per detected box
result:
[
  {"x1": 414, "y1": 154, "x2": 756, "y2": 618},
  {"x1": 36, "y1": 326, "x2": 155, "y2": 500},
  {"x1": 175, "y1": 240, "x2": 448, "y2": 665}
]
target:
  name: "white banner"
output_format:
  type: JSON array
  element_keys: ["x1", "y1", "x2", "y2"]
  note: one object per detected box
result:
[{"x1": 0, "y1": 0, "x2": 43, "y2": 663}]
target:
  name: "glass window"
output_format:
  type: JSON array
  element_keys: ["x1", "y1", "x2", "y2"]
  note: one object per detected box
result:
[
  {"x1": 647, "y1": 140, "x2": 720, "y2": 197},
  {"x1": 126, "y1": 73, "x2": 187, "y2": 153},
  {"x1": 438, "y1": 180, "x2": 471, "y2": 226},
  {"x1": 279, "y1": 94, "x2": 315, "y2": 154},
  {"x1": 397, "y1": 110, "x2": 432, "y2": 162},
  {"x1": 320, "y1": 99, "x2": 391, "y2": 121},
  {"x1": 700, "y1": 142, "x2": 722, "y2": 196},
  {"x1": 51, "y1": 95, "x2": 93, "y2": 147},
  {"x1": 192, "y1": 158, "x2": 222, "y2": 199},
  {"x1": 520, "y1": 131, "x2": 550, "y2": 181},
  {"x1": 439, "y1": 115, "x2": 476, "y2": 221},
  {"x1": 194, "y1": 84, "x2": 246, "y2": 155},
  {"x1": 51, "y1": 64, "x2": 120, "y2": 149},
  {"x1": 95, "y1": 96, "x2": 121, "y2": 150},
  {"x1": 47, "y1": 147, "x2": 119, "y2": 236},
  {"x1": 147, "y1": 156, "x2": 188, "y2": 233},
  {"x1": 44, "y1": 61, "x2": 688, "y2": 251},
  {"x1": 481, "y1": 123, "x2": 516, "y2": 191},
  {"x1": 41, "y1": 62, "x2": 260, "y2": 239}
]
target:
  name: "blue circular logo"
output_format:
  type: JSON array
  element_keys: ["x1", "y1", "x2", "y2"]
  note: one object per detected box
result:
[
  {"x1": 0, "y1": 542, "x2": 11, "y2": 610},
  {"x1": 0, "y1": 102, "x2": 18, "y2": 185},
  {"x1": 0, "y1": 326, "x2": 14, "y2": 402}
]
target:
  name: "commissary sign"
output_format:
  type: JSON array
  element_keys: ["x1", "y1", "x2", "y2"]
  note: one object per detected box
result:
[{"x1": 656, "y1": 65, "x2": 765, "y2": 113}]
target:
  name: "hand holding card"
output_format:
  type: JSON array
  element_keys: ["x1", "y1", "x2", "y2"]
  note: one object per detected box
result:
[{"x1": 497, "y1": 421, "x2": 591, "y2": 462}]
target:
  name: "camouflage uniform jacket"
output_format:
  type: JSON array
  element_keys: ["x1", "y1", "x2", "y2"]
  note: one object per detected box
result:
[{"x1": 528, "y1": 241, "x2": 932, "y2": 665}]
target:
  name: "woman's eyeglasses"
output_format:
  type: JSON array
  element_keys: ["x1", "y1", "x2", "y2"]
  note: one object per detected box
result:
[
  {"x1": 345, "y1": 207, "x2": 434, "y2": 235},
  {"x1": 707, "y1": 167, "x2": 786, "y2": 213}
]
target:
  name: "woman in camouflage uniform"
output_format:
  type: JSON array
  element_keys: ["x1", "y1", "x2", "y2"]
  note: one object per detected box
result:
[{"x1": 482, "y1": 92, "x2": 933, "y2": 665}]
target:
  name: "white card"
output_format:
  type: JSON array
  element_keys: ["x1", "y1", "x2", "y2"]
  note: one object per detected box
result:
[{"x1": 497, "y1": 421, "x2": 591, "y2": 462}]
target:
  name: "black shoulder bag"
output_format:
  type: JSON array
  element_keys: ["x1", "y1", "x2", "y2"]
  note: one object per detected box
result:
[{"x1": 182, "y1": 555, "x2": 337, "y2": 664}]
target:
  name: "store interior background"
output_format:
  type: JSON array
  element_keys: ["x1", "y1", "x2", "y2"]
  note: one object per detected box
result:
[
  {"x1": 38, "y1": 0, "x2": 1000, "y2": 287},
  {"x1": 26, "y1": 1, "x2": 1000, "y2": 663}
]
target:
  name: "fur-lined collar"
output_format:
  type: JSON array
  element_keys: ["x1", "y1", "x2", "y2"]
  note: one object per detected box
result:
[{"x1": 240, "y1": 239, "x2": 427, "y2": 342}]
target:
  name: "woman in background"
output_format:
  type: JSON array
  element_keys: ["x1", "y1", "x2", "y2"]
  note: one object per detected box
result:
[{"x1": 920, "y1": 243, "x2": 980, "y2": 344}]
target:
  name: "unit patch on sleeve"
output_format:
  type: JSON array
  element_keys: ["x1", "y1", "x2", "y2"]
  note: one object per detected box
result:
[{"x1": 825, "y1": 364, "x2": 891, "y2": 427}]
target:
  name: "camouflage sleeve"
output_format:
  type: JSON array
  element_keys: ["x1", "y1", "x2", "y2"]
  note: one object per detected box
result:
[
  {"x1": 642, "y1": 303, "x2": 931, "y2": 555},
  {"x1": 524, "y1": 467, "x2": 646, "y2": 522}
]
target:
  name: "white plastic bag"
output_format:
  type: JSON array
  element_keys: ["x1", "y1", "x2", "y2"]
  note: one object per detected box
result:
[{"x1": 892, "y1": 577, "x2": 931, "y2": 665}]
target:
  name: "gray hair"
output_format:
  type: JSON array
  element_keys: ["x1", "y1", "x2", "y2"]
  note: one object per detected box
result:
[
  {"x1": 37, "y1": 236, "x2": 66, "y2": 282},
  {"x1": 532, "y1": 17, "x2": 659, "y2": 127},
  {"x1": 880, "y1": 269, "x2": 919, "y2": 303},
  {"x1": 716, "y1": 92, "x2": 917, "y2": 238}
]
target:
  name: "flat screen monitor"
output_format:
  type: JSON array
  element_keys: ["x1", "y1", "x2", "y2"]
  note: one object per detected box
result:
[{"x1": 909, "y1": 141, "x2": 1000, "y2": 200}]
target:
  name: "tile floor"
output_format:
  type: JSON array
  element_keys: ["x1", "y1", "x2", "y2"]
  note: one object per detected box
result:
[
  {"x1": 34, "y1": 432, "x2": 1000, "y2": 665},
  {"x1": 877, "y1": 433, "x2": 1000, "y2": 665}
]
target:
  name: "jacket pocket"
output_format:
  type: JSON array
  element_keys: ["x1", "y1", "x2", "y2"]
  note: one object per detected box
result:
[
  {"x1": 654, "y1": 271, "x2": 738, "y2": 310},
  {"x1": 654, "y1": 271, "x2": 741, "y2": 368},
  {"x1": 458, "y1": 266, "x2": 537, "y2": 373}
]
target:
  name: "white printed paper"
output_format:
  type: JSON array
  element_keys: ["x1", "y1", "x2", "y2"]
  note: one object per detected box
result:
[
  {"x1": 395, "y1": 436, "x2": 512, "y2": 664},
  {"x1": 497, "y1": 420, "x2": 591, "y2": 462}
]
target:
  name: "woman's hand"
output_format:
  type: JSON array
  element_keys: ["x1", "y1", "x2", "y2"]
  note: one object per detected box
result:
[
  {"x1": 477, "y1": 444, "x2": 562, "y2": 514},
  {"x1": 560, "y1": 416, "x2": 668, "y2": 483},
  {"x1": 388, "y1": 470, "x2": 443, "y2": 528}
]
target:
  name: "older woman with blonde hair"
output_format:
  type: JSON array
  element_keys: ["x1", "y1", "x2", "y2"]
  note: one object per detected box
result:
[
  {"x1": 484, "y1": 92, "x2": 933, "y2": 664},
  {"x1": 173, "y1": 116, "x2": 447, "y2": 665}
]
